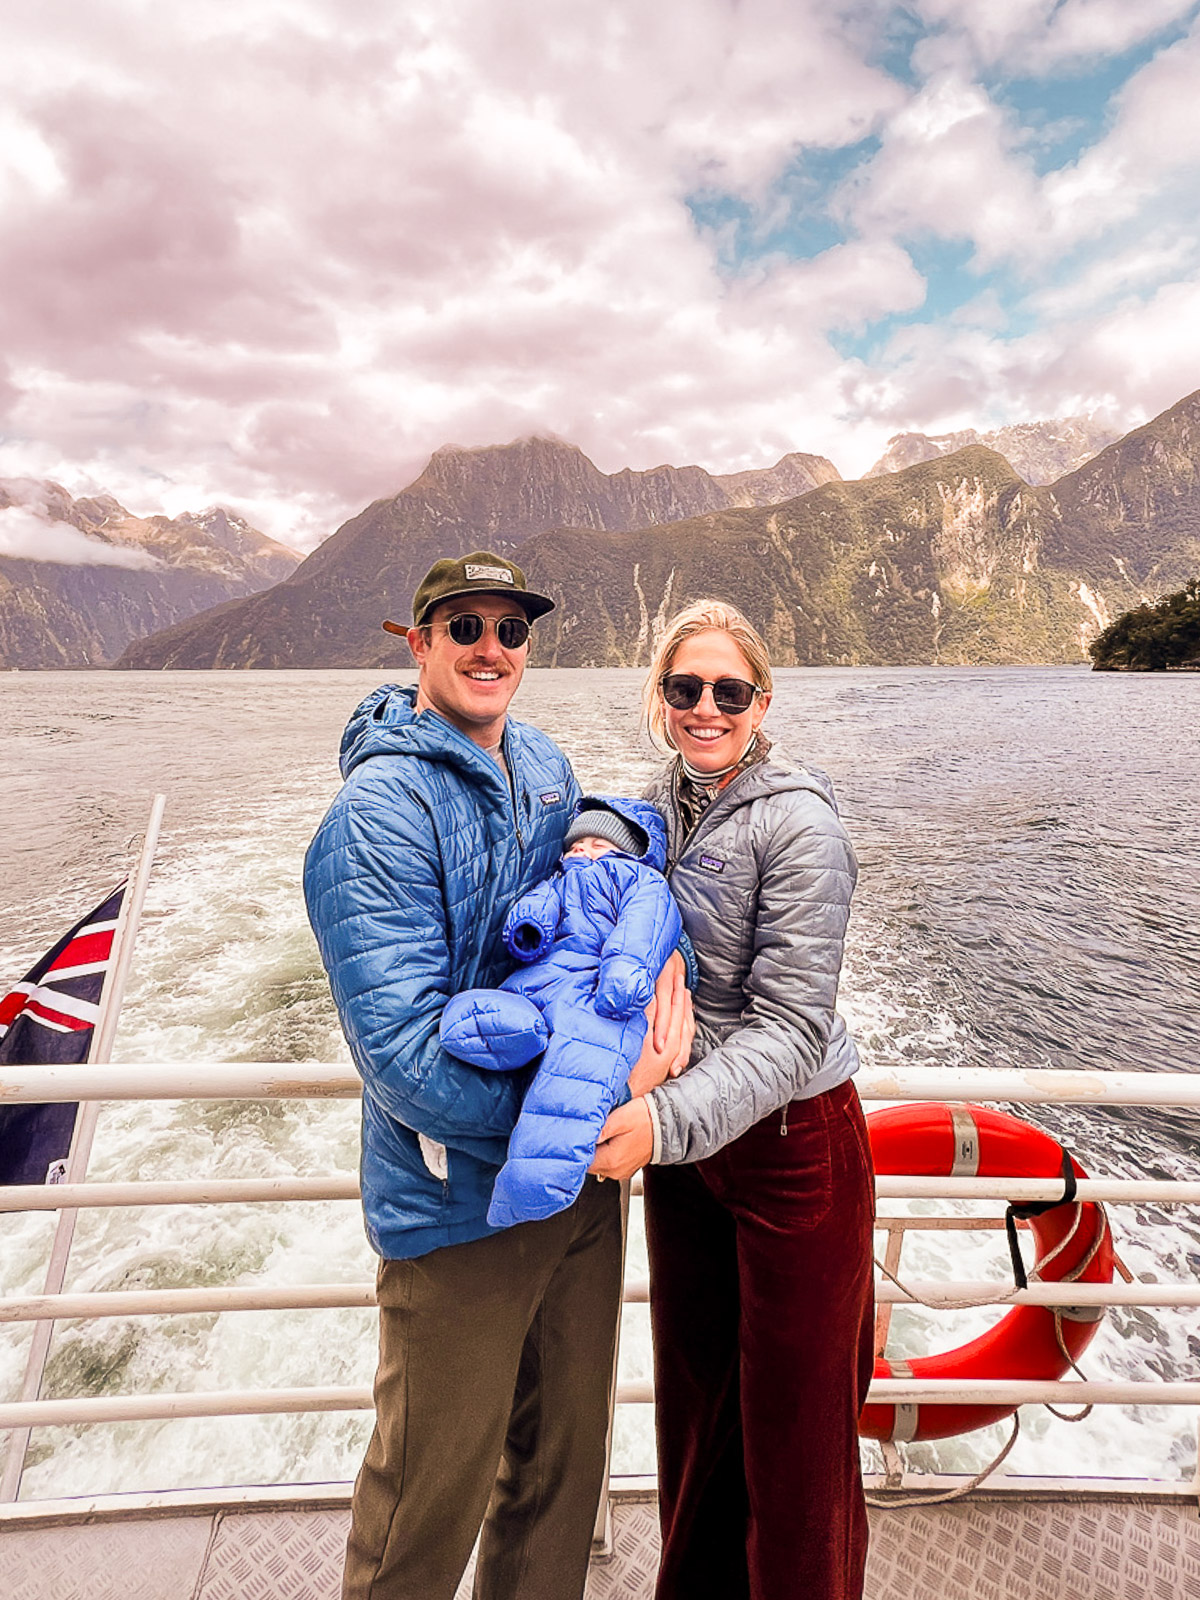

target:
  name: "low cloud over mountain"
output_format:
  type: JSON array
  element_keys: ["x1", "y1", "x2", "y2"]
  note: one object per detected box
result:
[
  {"x1": 0, "y1": 481, "x2": 300, "y2": 668},
  {"x1": 0, "y1": 499, "x2": 162, "y2": 569}
]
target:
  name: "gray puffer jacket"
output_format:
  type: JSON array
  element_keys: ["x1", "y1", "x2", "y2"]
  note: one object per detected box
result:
[{"x1": 644, "y1": 748, "x2": 859, "y2": 1165}]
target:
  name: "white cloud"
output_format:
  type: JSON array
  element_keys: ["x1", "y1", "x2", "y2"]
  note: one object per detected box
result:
[
  {"x1": 1042, "y1": 26, "x2": 1200, "y2": 250},
  {"x1": 732, "y1": 239, "x2": 927, "y2": 333},
  {"x1": 0, "y1": 0, "x2": 916, "y2": 540},
  {"x1": 1029, "y1": 233, "x2": 1199, "y2": 318},
  {"x1": 911, "y1": 0, "x2": 1197, "y2": 72},
  {"x1": 0, "y1": 504, "x2": 162, "y2": 568},
  {"x1": 837, "y1": 270, "x2": 1200, "y2": 454},
  {"x1": 838, "y1": 70, "x2": 1045, "y2": 269},
  {"x1": 839, "y1": 20, "x2": 1200, "y2": 273},
  {"x1": 0, "y1": 0, "x2": 1195, "y2": 532}
]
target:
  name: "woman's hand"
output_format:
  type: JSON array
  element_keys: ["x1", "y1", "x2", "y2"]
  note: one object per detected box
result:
[
  {"x1": 590, "y1": 1099, "x2": 654, "y2": 1180},
  {"x1": 626, "y1": 951, "x2": 694, "y2": 1098}
]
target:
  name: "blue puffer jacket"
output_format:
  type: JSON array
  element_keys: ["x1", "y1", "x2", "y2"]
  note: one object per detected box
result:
[
  {"x1": 440, "y1": 799, "x2": 681, "y2": 1227},
  {"x1": 303, "y1": 683, "x2": 579, "y2": 1260}
]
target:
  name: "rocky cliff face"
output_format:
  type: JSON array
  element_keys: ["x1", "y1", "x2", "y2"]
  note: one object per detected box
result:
[
  {"x1": 1043, "y1": 391, "x2": 1200, "y2": 587},
  {"x1": 115, "y1": 438, "x2": 841, "y2": 669},
  {"x1": 712, "y1": 452, "x2": 841, "y2": 506},
  {"x1": 866, "y1": 416, "x2": 1120, "y2": 486},
  {"x1": 521, "y1": 449, "x2": 1099, "y2": 667},
  {"x1": 0, "y1": 481, "x2": 300, "y2": 668}
]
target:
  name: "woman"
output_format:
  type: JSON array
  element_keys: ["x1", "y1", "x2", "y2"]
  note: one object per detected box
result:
[{"x1": 592, "y1": 600, "x2": 875, "y2": 1600}]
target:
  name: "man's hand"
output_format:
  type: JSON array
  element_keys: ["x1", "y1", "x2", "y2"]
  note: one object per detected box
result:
[
  {"x1": 590, "y1": 1099, "x2": 654, "y2": 1180},
  {"x1": 626, "y1": 952, "x2": 694, "y2": 1099}
]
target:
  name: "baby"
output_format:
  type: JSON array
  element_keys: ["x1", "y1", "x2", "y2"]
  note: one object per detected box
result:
[{"x1": 440, "y1": 796, "x2": 683, "y2": 1228}]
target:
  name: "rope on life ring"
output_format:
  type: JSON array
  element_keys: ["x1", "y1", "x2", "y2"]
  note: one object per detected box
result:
[{"x1": 859, "y1": 1102, "x2": 1115, "y2": 1446}]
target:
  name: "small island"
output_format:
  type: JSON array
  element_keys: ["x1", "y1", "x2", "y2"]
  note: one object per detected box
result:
[{"x1": 1090, "y1": 580, "x2": 1200, "y2": 670}]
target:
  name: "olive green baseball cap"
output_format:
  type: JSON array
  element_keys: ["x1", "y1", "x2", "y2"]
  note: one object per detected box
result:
[{"x1": 382, "y1": 550, "x2": 556, "y2": 636}]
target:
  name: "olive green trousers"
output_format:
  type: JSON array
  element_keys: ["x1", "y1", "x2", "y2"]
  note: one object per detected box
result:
[{"x1": 342, "y1": 1175, "x2": 623, "y2": 1600}]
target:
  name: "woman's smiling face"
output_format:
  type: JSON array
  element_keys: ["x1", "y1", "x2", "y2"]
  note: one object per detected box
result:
[{"x1": 661, "y1": 629, "x2": 770, "y2": 776}]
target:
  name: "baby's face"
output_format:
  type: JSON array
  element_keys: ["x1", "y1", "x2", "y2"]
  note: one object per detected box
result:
[{"x1": 565, "y1": 835, "x2": 618, "y2": 861}]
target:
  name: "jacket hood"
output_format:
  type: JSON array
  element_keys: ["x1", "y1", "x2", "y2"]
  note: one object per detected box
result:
[
  {"x1": 339, "y1": 682, "x2": 507, "y2": 785},
  {"x1": 570, "y1": 795, "x2": 668, "y2": 872},
  {"x1": 739, "y1": 749, "x2": 842, "y2": 814}
]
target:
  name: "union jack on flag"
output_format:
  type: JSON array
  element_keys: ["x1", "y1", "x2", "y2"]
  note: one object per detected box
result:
[{"x1": 0, "y1": 885, "x2": 125, "y2": 1185}]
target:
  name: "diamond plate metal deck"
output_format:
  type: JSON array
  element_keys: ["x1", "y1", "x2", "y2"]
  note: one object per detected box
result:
[
  {"x1": 451, "y1": 1499, "x2": 664, "y2": 1599},
  {"x1": 0, "y1": 1512, "x2": 212, "y2": 1600},
  {"x1": 196, "y1": 1508, "x2": 349, "y2": 1600},
  {"x1": 4, "y1": 1491, "x2": 1200, "y2": 1599},
  {"x1": 866, "y1": 1499, "x2": 1200, "y2": 1600}
]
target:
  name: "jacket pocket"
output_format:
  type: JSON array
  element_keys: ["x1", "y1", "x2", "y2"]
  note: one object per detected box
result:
[
  {"x1": 836, "y1": 1087, "x2": 874, "y2": 1185},
  {"x1": 418, "y1": 1133, "x2": 449, "y2": 1181},
  {"x1": 713, "y1": 1102, "x2": 833, "y2": 1232}
]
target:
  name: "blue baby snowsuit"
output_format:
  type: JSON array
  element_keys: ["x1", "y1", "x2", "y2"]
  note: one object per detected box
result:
[{"x1": 440, "y1": 797, "x2": 682, "y2": 1228}]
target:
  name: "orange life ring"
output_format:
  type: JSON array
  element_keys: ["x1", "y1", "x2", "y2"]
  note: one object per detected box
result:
[{"x1": 858, "y1": 1102, "x2": 1114, "y2": 1443}]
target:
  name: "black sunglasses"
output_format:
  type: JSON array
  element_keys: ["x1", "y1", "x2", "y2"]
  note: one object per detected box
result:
[
  {"x1": 429, "y1": 612, "x2": 531, "y2": 650},
  {"x1": 660, "y1": 673, "x2": 761, "y2": 715}
]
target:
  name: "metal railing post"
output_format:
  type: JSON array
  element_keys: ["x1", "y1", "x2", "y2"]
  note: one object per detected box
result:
[
  {"x1": 874, "y1": 1221, "x2": 906, "y2": 1489},
  {"x1": 0, "y1": 797, "x2": 164, "y2": 1504},
  {"x1": 874, "y1": 1221, "x2": 904, "y2": 1359},
  {"x1": 592, "y1": 1177, "x2": 631, "y2": 1558}
]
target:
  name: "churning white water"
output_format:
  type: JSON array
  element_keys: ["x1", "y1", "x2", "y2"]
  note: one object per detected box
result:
[{"x1": 1, "y1": 666, "x2": 1197, "y2": 1498}]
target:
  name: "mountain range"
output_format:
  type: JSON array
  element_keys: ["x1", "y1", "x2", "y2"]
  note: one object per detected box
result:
[
  {"x1": 114, "y1": 392, "x2": 1200, "y2": 670},
  {"x1": 114, "y1": 440, "x2": 840, "y2": 669},
  {"x1": 0, "y1": 482, "x2": 300, "y2": 669}
]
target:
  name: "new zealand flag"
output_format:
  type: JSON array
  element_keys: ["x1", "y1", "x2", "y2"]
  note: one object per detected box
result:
[{"x1": 0, "y1": 886, "x2": 125, "y2": 1185}]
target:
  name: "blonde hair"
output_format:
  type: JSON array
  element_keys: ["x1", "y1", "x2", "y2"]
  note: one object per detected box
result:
[{"x1": 642, "y1": 599, "x2": 773, "y2": 752}]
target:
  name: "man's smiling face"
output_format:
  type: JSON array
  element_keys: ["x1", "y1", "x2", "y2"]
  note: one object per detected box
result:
[{"x1": 408, "y1": 593, "x2": 530, "y2": 745}]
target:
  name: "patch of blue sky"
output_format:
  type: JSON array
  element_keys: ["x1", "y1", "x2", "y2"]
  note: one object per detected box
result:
[
  {"x1": 863, "y1": 4, "x2": 925, "y2": 91},
  {"x1": 902, "y1": 238, "x2": 982, "y2": 323},
  {"x1": 828, "y1": 237, "x2": 1035, "y2": 363},
  {"x1": 993, "y1": 14, "x2": 1200, "y2": 175},
  {"x1": 685, "y1": 139, "x2": 879, "y2": 273}
]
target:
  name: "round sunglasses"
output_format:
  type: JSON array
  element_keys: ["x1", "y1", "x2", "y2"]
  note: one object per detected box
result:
[
  {"x1": 659, "y1": 673, "x2": 762, "y2": 714},
  {"x1": 427, "y1": 612, "x2": 531, "y2": 650}
]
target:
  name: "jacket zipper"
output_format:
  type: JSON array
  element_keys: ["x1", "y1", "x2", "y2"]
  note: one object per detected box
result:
[
  {"x1": 666, "y1": 756, "x2": 794, "y2": 1137},
  {"x1": 667, "y1": 759, "x2": 758, "y2": 873},
  {"x1": 502, "y1": 727, "x2": 525, "y2": 850}
]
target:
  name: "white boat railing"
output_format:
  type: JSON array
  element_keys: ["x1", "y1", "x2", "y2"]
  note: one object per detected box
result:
[
  {"x1": 2, "y1": 1172, "x2": 1199, "y2": 1212},
  {"x1": 1, "y1": 1062, "x2": 1198, "y2": 1502},
  {"x1": 4, "y1": 1273, "x2": 1200, "y2": 1329},
  {"x1": 5, "y1": 1061, "x2": 1200, "y2": 1105}
]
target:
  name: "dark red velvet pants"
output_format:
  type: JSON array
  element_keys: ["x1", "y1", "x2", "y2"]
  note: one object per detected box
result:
[{"x1": 644, "y1": 1079, "x2": 876, "y2": 1600}]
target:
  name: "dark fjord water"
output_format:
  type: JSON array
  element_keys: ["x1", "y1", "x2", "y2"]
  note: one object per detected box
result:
[{"x1": 1, "y1": 666, "x2": 1197, "y2": 1496}]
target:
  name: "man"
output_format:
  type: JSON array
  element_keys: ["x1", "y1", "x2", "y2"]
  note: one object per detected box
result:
[{"x1": 304, "y1": 551, "x2": 689, "y2": 1600}]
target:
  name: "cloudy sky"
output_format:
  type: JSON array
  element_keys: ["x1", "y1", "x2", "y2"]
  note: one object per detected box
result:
[{"x1": 2, "y1": 0, "x2": 1199, "y2": 551}]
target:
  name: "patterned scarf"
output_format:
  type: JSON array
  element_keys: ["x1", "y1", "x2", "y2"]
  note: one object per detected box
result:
[{"x1": 674, "y1": 731, "x2": 771, "y2": 841}]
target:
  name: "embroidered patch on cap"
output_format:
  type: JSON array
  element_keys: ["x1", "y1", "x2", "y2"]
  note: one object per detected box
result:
[
  {"x1": 464, "y1": 563, "x2": 514, "y2": 583},
  {"x1": 698, "y1": 854, "x2": 726, "y2": 874},
  {"x1": 540, "y1": 790, "x2": 562, "y2": 805}
]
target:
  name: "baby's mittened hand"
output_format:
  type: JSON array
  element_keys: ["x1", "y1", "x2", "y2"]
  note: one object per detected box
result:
[
  {"x1": 595, "y1": 954, "x2": 653, "y2": 1019},
  {"x1": 440, "y1": 991, "x2": 548, "y2": 1071}
]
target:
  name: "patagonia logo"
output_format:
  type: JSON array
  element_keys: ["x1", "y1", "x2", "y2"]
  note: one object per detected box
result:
[
  {"x1": 540, "y1": 790, "x2": 562, "y2": 805},
  {"x1": 698, "y1": 854, "x2": 726, "y2": 874},
  {"x1": 464, "y1": 563, "x2": 513, "y2": 583}
]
